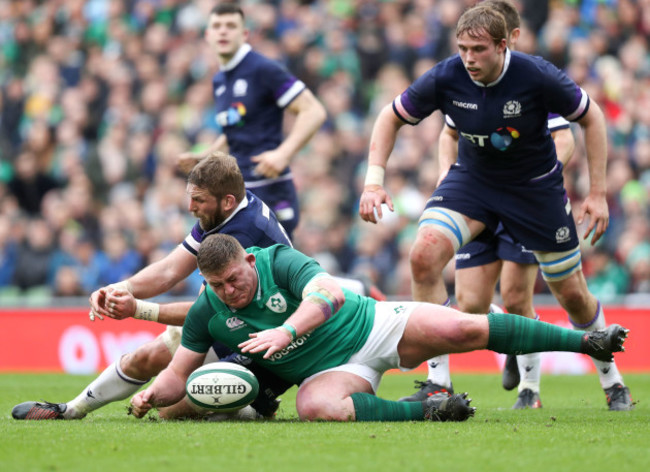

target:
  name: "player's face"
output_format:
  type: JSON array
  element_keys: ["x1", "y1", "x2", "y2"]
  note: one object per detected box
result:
[
  {"x1": 457, "y1": 31, "x2": 506, "y2": 84},
  {"x1": 204, "y1": 254, "x2": 258, "y2": 309},
  {"x1": 187, "y1": 183, "x2": 226, "y2": 231},
  {"x1": 205, "y1": 12, "x2": 249, "y2": 62}
]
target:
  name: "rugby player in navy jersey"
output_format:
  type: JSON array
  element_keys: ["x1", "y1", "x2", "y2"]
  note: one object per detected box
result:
[
  {"x1": 179, "y1": 2, "x2": 327, "y2": 238},
  {"x1": 399, "y1": 0, "x2": 577, "y2": 410},
  {"x1": 360, "y1": 4, "x2": 632, "y2": 410}
]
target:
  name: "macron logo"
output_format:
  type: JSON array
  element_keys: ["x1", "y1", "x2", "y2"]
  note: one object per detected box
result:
[{"x1": 453, "y1": 100, "x2": 478, "y2": 110}]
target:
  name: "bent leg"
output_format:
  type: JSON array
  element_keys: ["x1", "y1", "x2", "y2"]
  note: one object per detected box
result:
[{"x1": 455, "y1": 261, "x2": 502, "y2": 314}]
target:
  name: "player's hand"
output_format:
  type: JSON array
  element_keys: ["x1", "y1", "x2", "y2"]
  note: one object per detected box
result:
[
  {"x1": 130, "y1": 390, "x2": 154, "y2": 418},
  {"x1": 88, "y1": 283, "x2": 135, "y2": 321},
  {"x1": 251, "y1": 150, "x2": 290, "y2": 179},
  {"x1": 102, "y1": 288, "x2": 137, "y2": 320},
  {"x1": 238, "y1": 328, "x2": 292, "y2": 359},
  {"x1": 359, "y1": 185, "x2": 394, "y2": 224},
  {"x1": 178, "y1": 152, "x2": 205, "y2": 174},
  {"x1": 577, "y1": 192, "x2": 609, "y2": 245}
]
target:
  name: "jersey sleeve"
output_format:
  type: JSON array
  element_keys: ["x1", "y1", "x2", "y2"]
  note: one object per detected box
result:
[
  {"x1": 547, "y1": 113, "x2": 570, "y2": 132},
  {"x1": 269, "y1": 245, "x2": 327, "y2": 299},
  {"x1": 259, "y1": 56, "x2": 306, "y2": 109},
  {"x1": 181, "y1": 292, "x2": 216, "y2": 353},
  {"x1": 392, "y1": 69, "x2": 440, "y2": 125},
  {"x1": 540, "y1": 61, "x2": 590, "y2": 122},
  {"x1": 181, "y1": 222, "x2": 203, "y2": 257}
]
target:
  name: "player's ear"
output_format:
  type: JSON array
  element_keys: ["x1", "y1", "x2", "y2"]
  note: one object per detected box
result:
[
  {"x1": 508, "y1": 28, "x2": 521, "y2": 47},
  {"x1": 244, "y1": 253, "x2": 256, "y2": 267},
  {"x1": 222, "y1": 194, "x2": 237, "y2": 211}
]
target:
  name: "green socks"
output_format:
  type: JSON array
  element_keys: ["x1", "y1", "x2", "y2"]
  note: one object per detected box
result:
[
  {"x1": 351, "y1": 392, "x2": 425, "y2": 421},
  {"x1": 487, "y1": 312, "x2": 583, "y2": 355}
]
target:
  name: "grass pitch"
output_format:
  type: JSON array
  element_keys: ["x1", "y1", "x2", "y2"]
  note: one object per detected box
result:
[{"x1": 2, "y1": 372, "x2": 648, "y2": 472}]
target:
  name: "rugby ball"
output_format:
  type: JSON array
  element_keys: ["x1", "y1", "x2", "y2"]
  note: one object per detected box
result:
[{"x1": 186, "y1": 362, "x2": 259, "y2": 412}]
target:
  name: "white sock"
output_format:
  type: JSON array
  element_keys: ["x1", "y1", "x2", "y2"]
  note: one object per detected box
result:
[
  {"x1": 571, "y1": 302, "x2": 624, "y2": 390},
  {"x1": 426, "y1": 298, "x2": 452, "y2": 389},
  {"x1": 64, "y1": 359, "x2": 149, "y2": 419},
  {"x1": 517, "y1": 352, "x2": 541, "y2": 393}
]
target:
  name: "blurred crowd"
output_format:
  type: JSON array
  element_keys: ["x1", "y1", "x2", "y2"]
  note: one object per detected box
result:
[{"x1": 0, "y1": 0, "x2": 649, "y2": 306}]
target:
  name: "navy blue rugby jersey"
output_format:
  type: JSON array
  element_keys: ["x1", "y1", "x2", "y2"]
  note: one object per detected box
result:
[
  {"x1": 212, "y1": 44, "x2": 306, "y2": 183},
  {"x1": 394, "y1": 49, "x2": 588, "y2": 184},
  {"x1": 181, "y1": 190, "x2": 292, "y2": 257}
]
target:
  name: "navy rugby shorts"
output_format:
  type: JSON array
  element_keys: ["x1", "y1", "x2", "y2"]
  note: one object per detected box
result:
[{"x1": 428, "y1": 163, "x2": 579, "y2": 253}]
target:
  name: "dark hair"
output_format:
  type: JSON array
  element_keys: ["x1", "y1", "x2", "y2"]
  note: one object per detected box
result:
[
  {"x1": 482, "y1": 0, "x2": 520, "y2": 33},
  {"x1": 187, "y1": 151, "x2": 245, "y2": 202},
  {"x1": 197, "y1": 233, "x2": 245, "y2": 276},
  {"x1": 210, "y1": 2, "x2": 245, "y2": 20},
  {"x1": 456, "y1": 4, "x2": 508, "y2": 45}
]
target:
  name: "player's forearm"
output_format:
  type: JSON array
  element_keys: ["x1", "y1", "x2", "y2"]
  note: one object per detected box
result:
[
  {"x1": 367, "y1": 105, "x2": 403, "y2": 169},
  {"x1": 156, "y1": 301, "x2": 193, "y2": 326},
  {"x1": 551, "y1": 128, "x2": 575, "y2": 166},
  {"x1": 127, "y1": 251, "x2": 196, "y2": 299},
  {"x1": 278, "y1": 100, "x2": 327, "y2": 161},
  {"x1": 580, "y1": 104, "x2": 608, "y2": 195},
  {"x1": 146, "y1": 366, "x2": 188, "y2": 408},
  {"x1": 281, "y1": 276, "x2": 345, "y2": 338},
  {"x1": 438, "y1": 126, "x2": 459, "y2": 173}
]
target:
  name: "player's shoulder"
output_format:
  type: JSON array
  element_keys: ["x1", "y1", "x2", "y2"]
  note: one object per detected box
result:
[
  {"x1": 510, "y1": 51, "x2": 562, "y2": 77},
  {"x1": 244, "y1": 49, "x2": 286, "y2": 72}
]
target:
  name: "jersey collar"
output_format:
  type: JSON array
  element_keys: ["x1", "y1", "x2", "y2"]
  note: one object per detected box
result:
[
  {"x1": 471, "y1": 48, "x2": 511, "y2": 88},
  {"x1": 220, "y1": 43, "x2": 252, "y2": 71}
]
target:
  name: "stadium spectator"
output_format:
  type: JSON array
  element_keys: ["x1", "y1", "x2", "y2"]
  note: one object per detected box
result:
[{"x1": 0, "y1": 0, "x2": 646, "y2": 304}]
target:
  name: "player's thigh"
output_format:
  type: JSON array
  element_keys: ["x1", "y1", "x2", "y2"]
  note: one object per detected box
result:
[
  {"x1": 398, "y1": 303, "x2": 489, "y2": 366},
  {"x1": 455, "y1": 261, "x2": 502, "y2": 313}
]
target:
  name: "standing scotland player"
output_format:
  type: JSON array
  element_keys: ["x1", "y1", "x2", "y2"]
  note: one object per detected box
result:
[
  {"x1": 399, "y1": 0, "x2": 576, "y2": 410},
  {"x1": 179, "y1": 3, "x2": 327, "y2": 238},
  {"x1": 359, "y1": 4, "x2": 633, "y2": 410}
]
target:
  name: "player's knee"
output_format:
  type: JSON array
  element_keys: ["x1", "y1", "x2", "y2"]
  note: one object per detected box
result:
[
  {"x1": 456, "y1": 291, "x2": 489, "y2": 314},
  {"x1": 409, "y1": 236, "x2": 451, "y2": 282},
  {"x1": 501, "y1": 288, "x2": 532, "y2": 316},
  {"x1": 121, "y1": 340, "x2": 172, "y2": 379},
  {"x1": 297, "y1": 395, "x2": 349, "y2": 422}
]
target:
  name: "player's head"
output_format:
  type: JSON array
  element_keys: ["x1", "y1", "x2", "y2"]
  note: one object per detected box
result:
[
  {"x1": 198, "y1": 234, "x2": 257, "y2": 309},
  {"x1": 481, "y1": 0, "x2": 520, "y2": 49},
  {"x1": 205, "y1": 2, "x2": 249, "y2": 62},
  {"x1": 187, "y1": 151, "x2": 245, "y2": 230},
  {"x1": 456, "y1": 4, "x2": 508, "y2": 84}
]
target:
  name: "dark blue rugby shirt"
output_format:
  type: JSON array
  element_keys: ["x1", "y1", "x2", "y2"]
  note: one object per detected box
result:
[
  {"x1": 394, "y1": 49, "x2": 589, "y2": 184},
  {"x1": 182, "y1": 190, "x2": 292, "y2": 257},
  {"x1": 212, "y1": 44, "x2": 305, "y2": 183}
]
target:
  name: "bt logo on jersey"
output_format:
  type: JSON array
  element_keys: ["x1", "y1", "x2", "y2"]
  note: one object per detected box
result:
[{"x1": 490, "y1": 127, "x2": 520, "y2": 151}]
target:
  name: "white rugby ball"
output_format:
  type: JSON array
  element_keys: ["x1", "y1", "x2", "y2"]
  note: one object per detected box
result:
[{"x1": 186, "y1": 362, "x2": 259, "y2": 412}]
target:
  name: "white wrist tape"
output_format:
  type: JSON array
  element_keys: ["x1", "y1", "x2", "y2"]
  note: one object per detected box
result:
[
  {"x1": 364, "y1": 165, "x2": 385, "y2": 187},
  {"x1": 134, "y1": 299, "x2": 160, "y2": 322}
]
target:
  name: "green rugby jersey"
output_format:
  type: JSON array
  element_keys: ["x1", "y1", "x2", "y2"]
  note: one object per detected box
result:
[{"x1": 182, "y1": 244, "x2": 376, "y2": 384}]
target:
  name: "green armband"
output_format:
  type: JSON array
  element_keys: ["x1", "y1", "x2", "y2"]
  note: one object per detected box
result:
[{"x1": 279, "y1": 323, "x2": 297, "y2": 341}]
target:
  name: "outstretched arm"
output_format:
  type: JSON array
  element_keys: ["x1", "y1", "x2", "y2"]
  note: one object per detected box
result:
[
  {"x1": 89, "y1": 245, "x2": 198, "y2": 322},
  {"x1": 130, "y1": 346, "x2": 205, "y2": 418},
  {"x1": 358, "y1": 104, "x2": 406, "y2": 224}
]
